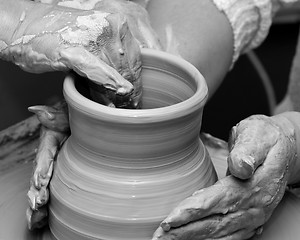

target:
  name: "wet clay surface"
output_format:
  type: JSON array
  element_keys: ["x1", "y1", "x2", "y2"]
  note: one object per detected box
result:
[{"x1": 1, "y1": 140, "x2": 300, "y2": 239}]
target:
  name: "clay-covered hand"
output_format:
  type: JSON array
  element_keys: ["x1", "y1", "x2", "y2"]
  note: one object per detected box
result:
[
  {"x1": 1, "y1": 0, "x2": 161, "y2": 107},
  {"x1": 36, "y1": 0, "x2": 162, "y2": 107},
  {"x1": 152, "y1": 114, "x2": 298, "y2": 240},
  {"x1": 26, "y1": 101, "x2": 70, "y2": 230},
  {"x1": 36, "y1": 0, "x2": 162, "y2": 50}
]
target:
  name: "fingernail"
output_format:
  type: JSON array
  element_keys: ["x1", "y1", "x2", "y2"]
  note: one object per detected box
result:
[
  {"x1": 28, "y1": 105, "x2": 55, "y2": 120},
  {"x1": 116, "y1": 86, "x2": 132, "y2": 95},
  {"x1": 160, "y1": 222, "x2": 171, "y2": 232},
  {"x1": 28, "y1": 105, "x2": 43, "y2": 113},
  {"x1": 228, "y1": 153, "x2": 255, "y2": 179},
  {"x1": 192, "y1": 189, "x2": 204, "y2": 196},
  {"x1": 256, "y1": 226, "x2": 264, "y2": 235},
  {"x1": 152, "y1": 227, "x2": 165, "y2": 240}
]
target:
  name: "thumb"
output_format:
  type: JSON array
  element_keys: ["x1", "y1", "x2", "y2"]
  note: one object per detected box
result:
[{"x1": 228, "y1": 115, "x2": 280, "y2": 179}]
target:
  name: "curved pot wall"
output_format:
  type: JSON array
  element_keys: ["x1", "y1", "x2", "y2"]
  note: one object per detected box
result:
[{"x1": 49, "y1": 49, "x2": 217, "y2": 240}]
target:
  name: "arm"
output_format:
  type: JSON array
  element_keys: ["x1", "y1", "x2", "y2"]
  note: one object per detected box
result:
[
  {"x1": 146, "y1": 0, "x2": 298, "y2": 97},
  {"x1": 147, "y1": 0, "x2": 233, "y2": 97},
  {"x1": 0, "y1": 0, "x2": 35, "y2": 43}
]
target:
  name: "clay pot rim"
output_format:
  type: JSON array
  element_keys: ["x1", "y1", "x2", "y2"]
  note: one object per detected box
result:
[{"x1": 63, "y1": 48, "x2": 208, "y2": 123}]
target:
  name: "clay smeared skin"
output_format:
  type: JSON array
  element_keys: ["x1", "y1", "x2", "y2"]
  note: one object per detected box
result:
[
  {"x1": 0, "y1": 0, "x2": 162, "y2": 107},
  {"x1": 32, "y1": 0, "x2": 162, "y2": 108},
  {"x1": 36, "y1": 0, "x2": 162, "y2": 50},
  {"x1": 152, "y1": 115, "x2": 297, "y2": 240},
  {"x1": 26, "y1": 101, "x2": 70, "y2": 230},
  {"x1": 28, "y1": 101, "x2": 69, "y2": 133},
  {"x1": 1, "y1": 8, "x2": 135, "y2": 98}
]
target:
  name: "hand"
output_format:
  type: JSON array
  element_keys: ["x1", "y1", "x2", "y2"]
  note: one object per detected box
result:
[
  {"x1": 26, "y1": 101, "x2": 70, "y2": 230},
  {"x1": 152, "y1": 114, "x2": 297, "y2": 240},
  {"x1": 53, "y1": 0, "x2": 162, "y2": 108},
  {"x1": 2, "y1": 0, "x2": 161, "y2": 107},
  {"x1": 92, "y1": 0, "x2": 162, "y2": 50},
  {"x1": 36, "y1": 0, "x2": 162, "y2": 50}
]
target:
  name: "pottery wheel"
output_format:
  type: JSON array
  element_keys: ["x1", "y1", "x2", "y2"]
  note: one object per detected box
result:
[{"x1": 1, "y1": 140, "x2": 300, "y2": 240}]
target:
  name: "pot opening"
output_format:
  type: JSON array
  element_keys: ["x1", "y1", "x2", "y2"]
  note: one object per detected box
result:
[{"x1": 74, "y1": 66, "x2": 198, "y2": 110}]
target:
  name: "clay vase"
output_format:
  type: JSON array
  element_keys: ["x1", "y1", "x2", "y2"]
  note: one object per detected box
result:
[{"x1": 49, "y1": 49, "x2": 218, "y2": 240}]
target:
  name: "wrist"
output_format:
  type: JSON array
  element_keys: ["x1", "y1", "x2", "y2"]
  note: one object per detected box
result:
[{"x1": 272, "y1": 112, "x2": 300, "y2": 185}]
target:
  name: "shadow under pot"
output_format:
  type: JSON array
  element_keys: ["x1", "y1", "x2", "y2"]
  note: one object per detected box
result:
[{"x1": 49, "y1": 48, "x2": 217, "y2": 240}]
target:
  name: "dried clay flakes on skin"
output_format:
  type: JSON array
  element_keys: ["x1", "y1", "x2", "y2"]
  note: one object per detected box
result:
[
  {"x1": 11, "y1": 35, "x2": 36, "y2": 46},
  {"x1": 57, "y1": 0, "x2": 104, "y2": 10},
  {"x1": 0, "y1": 40, "x2": 8, "y2": 52},
  {"x1": 60, "y1": 11, "x2": 110, "y2": 46},
  {"x1": 39, "y1": 0, "x2": 56, "y2": 3}
]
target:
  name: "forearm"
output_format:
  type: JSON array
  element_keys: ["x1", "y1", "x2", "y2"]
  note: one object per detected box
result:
[
  {"x1": 272, "y1": 112, "x2": 300, "y2": 185},
  {"x1": 0, "y1": 0, "x2": 60, "y2": 65},
  {"x1": 146, "y1": 0, "x2": 298, "y2": 98},
  {"x1": 0, "y1": 0, "x2": 48, "y2": 43},
  {"x1": 0, "y1": 1, "x2": 92, "y2": 73},
  {"x1": 0, "y1": 0, "x2": 27, "y2": 43},
  {"x1": 0, "y1": 1, "x2": 67, "y2": 72},
  {"x1": 147, "y1": 0, "x2": 233, "y2": 97}
]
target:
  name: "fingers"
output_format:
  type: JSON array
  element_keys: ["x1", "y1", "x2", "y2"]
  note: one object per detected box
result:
[
  {"x1": 213, "y1": 229, "x2": 257, "y2": 240},
  {"x1": 247, "y1": 137, "x2": 291, "y2": 218},
  {"x1": 28, "y1": 100, "x2": 70, "y2": 133},
  {"x1": 27, "y1": 128, "x2": 68, "y2": 229},
  {"x1": 153, "y1": 209, "x2": 263, "y2": 240},
  {"x1": 26, "y1": 206, "x2": 48, "y2": 230},
  {"x1": 228, "y1": 115, "x2": 280, "y2": 179},
  {"x1": 97, "y1": 12, "x2": 143, "y2": 108},
  {"x1": 153, "y1": 225, "x2": 257, "y2": 240},
  {"x1": 160, "y1": 176, "x2": 252, "y2": 231},
  {"x1": 27, "y1": 185, "x2": 49, "y2": 210},
  {"x1": 33, "y1": 160, "x2": 54, "y2": 189},
  {"x1": 28, "y1": 128, "x2": 55, "y2": 211},
  {"x1": 29, "y1": 127, "x2": 66, "y2": 190},
  {"x1": 160, "y1": 184, "x2": 227, "y2": 231},
  {"x1": 101, "y1": 0, "x2": 162, "y2": 50},
  {"x1": 210, "y1": 209, "x2": 264, "y2": 238},
  {"x1": 59, "y1": 47, "x2": 133, "y2": 95},
  {"x1": 27, "y1": 104, "x2": 70, "y2": 230}
]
